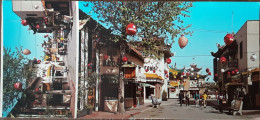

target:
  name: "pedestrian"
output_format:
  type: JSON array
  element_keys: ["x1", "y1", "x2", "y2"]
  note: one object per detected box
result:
[
  {"x1": 218, "y1": 92, "x2": 224, "y2": 113},
  {"x1": 185, "y1": 92, "x2": 190, "y2": 106},
  {"x1": 203, "y1": 92, "x2": 208, "y2": 108},
  {"x1": 194, "y1": 92, "x2": 200, "y2": 107},
  {"x1": 179, "y1": 92, "x2": 184, "y2": 106}
]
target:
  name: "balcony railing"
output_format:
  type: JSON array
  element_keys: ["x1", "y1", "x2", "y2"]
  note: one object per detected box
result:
[{"x1": 222, "y1": 59, "x2": 238, "y2": 69}]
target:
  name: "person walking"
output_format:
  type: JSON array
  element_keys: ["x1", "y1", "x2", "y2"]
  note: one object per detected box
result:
[
  {"x1": 218, "y1": 92, "x2": 224, "y2": 113},
  {"x1": 185, "y1": 92, "x2": 190, "y2": 106},
  {"x1": 194, "y1": 92, "x2": 200, "y2": 107},
  {"x1": 179, "y1": 92, "x2": 184, "y2": 106},
  {"x1": 203, "y1": 92, "x2": 208, "y2": 108}
]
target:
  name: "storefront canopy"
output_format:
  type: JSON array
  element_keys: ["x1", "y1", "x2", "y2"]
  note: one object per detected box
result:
[
  {"x1": 144, "y1": 73, "x2": 163, "y2": 80},
  {"x1": 242, "y1": 68, "x2": 259, "y2": 75}
]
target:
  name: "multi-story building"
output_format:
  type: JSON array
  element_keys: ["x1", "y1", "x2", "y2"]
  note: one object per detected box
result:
[{"x1": 211, "y1": 20, "x2": 259, "y2": 109}]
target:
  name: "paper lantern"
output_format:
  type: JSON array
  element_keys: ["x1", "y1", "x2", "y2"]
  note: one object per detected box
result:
[
  {"x1": 214, "y1": 73, "x2": 217, "y2": 77},
  {"x1": 126, "y1": 23, "x2": 137, "y2": 35},
  {"x1": 145, "y1": 69, "x2": 148, "y2": 72},
  {"x1": 208, "y1": 72, "x2": 211, "y2": 75},
  {"x1": 14, "y1": 82, "x2": 22, "y2": 90},
  {"x1": 122, "y1": 56, "x2": 128, "y2": 62},
  {"x1": 190, "y1": 68, "x2": 194, "y2": 71},
  {"x1": 166, "y1": 74, "x2": 169, "y2": 78},
  {"x1": 36, "y1": 25, "x2": 40, "y2": 29},
  {"x1": 178, "y1": 34, "x2": 188, "y2": 49},
  {"x1": 21, "y1": 20, "x2": 28, "y2": 26},
  {"x1": 250, "y1": 54, "x2": 257, "y2": 61},
  {"x1": 206, "y1": 68, "x2": 210, "y2": 73},
  {"x1": 228, "y1": 72, "x2": 231, "y2": 75},
  {"x1": 23, "y1": 49, "x2": 31, "y2": 55},
  {"x1": 153, "y1": 70, "x2": 156, "y2": 73},
  {"x1": 104, "y1": 55, "x2": 108, "y2": 60},
  {"x1": 37, "y1": 60, "x2": 41, "y2": 64},
  {"x1": 221, "y1": 69, "x2": 225, "y2": 73},
  {"x1": 224, "y1": 34, "x2": 234, "y2": 45},
  {"x1": 181, "y1": 72, "x2": 185, "y2": 75},
  {"x1": 220, "y1": 57, "x2": 227, "y2": 63},
  {"x1": 235, "y1": 69, "x2": 239, "y2": 73},
  {"x1": 88, "y1": 63, "x2": 92, "y2": 69},
  {"x1": 231, "y1": 71, "x2": 235, "y2": 75},
  {"x1": 166, "y1": 58, "x2": 171, "y2": 64},
  {"x1": 186, "y1": 73, "x2": 189, "y2": 76},
  {"x1": 35, "y1": 88, "x2": 39, "y2": 92}
]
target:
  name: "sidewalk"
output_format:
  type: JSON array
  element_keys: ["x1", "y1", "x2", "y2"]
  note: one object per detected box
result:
[{"x1": 80, "y1": 99, "x2": 175, "y2": 119}]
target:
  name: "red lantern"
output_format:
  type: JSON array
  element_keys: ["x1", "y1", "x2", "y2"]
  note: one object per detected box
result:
[
  {"x1": 122, "y1": 56, "x2": 128, "y2": 62},
  {"x1": 181, "y1": 72, "x2": 185, "y2": 75},
  {"x1": 88, "y1": 63, "x2": 92, "y2": 69},
  {"x1": 208, "y1": 72, "x2": 212, "y2": 75},
  {"x1": 164, "y1": 70, "x2": 168, "y2": 74},
  {"x1": 220, "y1": 57, "x2": 227, "y2": 63},
  {"x1": 235, "y1": 69, "x2": 239, "y2": 73},
  {"x1": 228, "y1": 72, "x2": 231, "y2": 75},
  {"x1": 36, "y1": 25, "x2": 40, "y2": 29},
  {"x1": 166, "y1": 58, "x2": 171, "y2": 64},
  {"x1": 37, "y1": 60, "x2": 41, "y2": 64},
  {"x1": 104, "y1": 55, "x2": 108, "y2": 60},
  {"x1": 232, "y1": 71, "x2": 235, "y2": 75},
  {"x1": 21, "y1": 20, "x2": 28, "y2": 26},
  {"x1": 14, "y1": 82, "x2": 22, "y2": 90},
  {"x1": 186, "y1": 73, "x2": 189, "y2": 76},
  {"x1": 126, "y1": 23, "x2": 137, "y2": 35},
  {"x1": 153, "y1": 70, "x2": 156, "y2": 73},
  {"x1": 35, "y1": 88, "x2": 39, "y2": 92},
  {"x1": 23, "y1": 49, "x2": 31, "y2": 55},
  {"x1": 224, "y1": 34, "x2": 234, "y2": 45},
  {"x1": 206, "y1": 68, "x2": 210, "y2": 73},
  {"x1": 178, "y1": 34, "x2": 188, "y2": 49},
  {"x1": 145, "y1": 69, "x2": 148, "y2": 72},
  {"x1": 44, "y1": 35, "x2": 49, "y2": 38},
  {"x1": 166, "y1": 74, "x2": 169, "y2": 78},
  {"x1": 214, "y1": 73, "x2": 218, "y2": 77}
]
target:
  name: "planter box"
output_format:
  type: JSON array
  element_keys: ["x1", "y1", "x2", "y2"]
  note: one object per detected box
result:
[
  {"x1": 77, "y1": 108, "x2": 93, "y2": 117},
  {"x1": 104, "y1": 100, "x2": 118, "y2": 113}
]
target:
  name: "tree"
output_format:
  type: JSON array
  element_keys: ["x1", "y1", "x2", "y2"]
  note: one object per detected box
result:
[
  {"x1": 85, "y1": 1, "x2": 193, "y2": 113},
  {"x1": 2, "y1": 47, "x2": 32, "y2": 113}
]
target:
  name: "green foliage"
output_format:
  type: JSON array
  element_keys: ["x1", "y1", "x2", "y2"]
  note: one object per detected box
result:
[
  {"x1": 3, "y1": 47, "x2": 32, "y2": 111},
  {"x1": 85, "y1": 1, "x2": 193, "y2": 58}
]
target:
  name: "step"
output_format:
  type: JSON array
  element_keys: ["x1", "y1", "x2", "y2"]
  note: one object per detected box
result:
[{"x1": 31, "y1": 106, "x2": 70, "y2": 110}]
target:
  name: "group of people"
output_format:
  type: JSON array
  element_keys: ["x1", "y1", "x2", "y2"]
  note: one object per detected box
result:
[{"x1": 179, "y1": 91, "x2": 208, "y2": 108}]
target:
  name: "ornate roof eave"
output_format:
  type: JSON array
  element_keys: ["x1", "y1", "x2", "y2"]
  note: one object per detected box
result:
[{"x1": 211, "y1": 40, "x2": 238, "y2": 58}]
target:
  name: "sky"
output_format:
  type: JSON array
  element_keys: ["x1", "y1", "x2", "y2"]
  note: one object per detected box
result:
[{"x1": 79, "y1": 1, "x2": 259, "y2": 81}]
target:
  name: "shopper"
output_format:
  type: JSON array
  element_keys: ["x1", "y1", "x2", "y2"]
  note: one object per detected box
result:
[
  {"x1": 194, "y1": 92, "x2": 200, "y2": 107},
  {"x1": 203, "y1": 92, "x2": 208, "y2": 108},
  {"x1": 185, "y1": 92, "x2": 190, "y2": 106},
  {"x1": 179, "y1": 92, "x2": 184, "y2": 106}
]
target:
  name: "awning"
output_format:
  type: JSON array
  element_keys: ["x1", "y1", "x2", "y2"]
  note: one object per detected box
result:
[
  {"x1": 225, "y1": 82, "x2": 245, "y2": 86},
  {"x1": 122, "y1": 64, "x2": 136, "y2": 68},
  {"x1": 189, "y1": 88, "x2": 199, "y2": 91},
  {"x1": 144, "y1": 73, "x2": 163, "y2": 80},
  {"x1": 242, "y1": 68, "x2": 259, "y2": 75}
]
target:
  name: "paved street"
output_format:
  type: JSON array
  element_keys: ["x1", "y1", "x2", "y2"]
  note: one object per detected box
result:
[{"x1": 130, "y1": 99, "x2": 260, "y2": 119}]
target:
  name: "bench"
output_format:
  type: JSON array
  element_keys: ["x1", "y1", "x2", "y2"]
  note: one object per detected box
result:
[
  {"x1": 229, "y1": 99, "x2": 243, "y2": 116},
  {"x1": 151, "y1": 96, "x2": 161, "y2": 108}
]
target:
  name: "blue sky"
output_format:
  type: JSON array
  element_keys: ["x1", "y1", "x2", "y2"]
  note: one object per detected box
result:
[{"x1": 3, "y1": 1, "x2": 260, "y2": 80}]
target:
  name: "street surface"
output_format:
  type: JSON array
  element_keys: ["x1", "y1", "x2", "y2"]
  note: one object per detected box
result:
[{"x1": 130, "y1": 99, "x2": 260, "y2": 119}]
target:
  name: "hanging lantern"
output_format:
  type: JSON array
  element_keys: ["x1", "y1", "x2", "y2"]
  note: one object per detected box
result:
[
  {"x1": 88, "y1": 63, "x2": 92, "y2": 69},
  {"x1": 104, "y1": 55, "x2": 108, "y2": 60},
  {"x1": 14, "y1": 82, "x2": 22, "y2": 90},
  {"x1": 206, "y1": 68, "x2": 210, "y2": 73},
  {"x1": 37, "y1": 60, "x2": 41, "y2": 64},
  {"x1": 23, "y1": 49, "x2": 31, "y2": 55},
  {"x1": 178, "y1": 34, "x2": 188, "y2": 49},
  {"x1": 21, "y1": 20, "x2": 28, "y2": 26},
  {"x1": 224, "y1": 34, "x2": 234, "y2": 45},
  {"x1": 166, "y1": 74, "x2": 169, "y2": 78},
  {"x1": 221, "y1": 69, "x2": 225, "y2": 73},
  {"x1": 235, "y1": 69, "x2": 239, "y2": 73},
  {"x1": 164, "y1": 70, "x2": 168, "y2": 74},
  {"x1": 220, "y1": 57, "x2": 227, "y2": 63},
  {"x1": 153, "y1": 70, "x2": 156, "y2": 73},
  {"x1": 166, "y1": 58, "x2": 171, "y2": 64},
  {"x1": 207, "y1": 72, "x2": 211, "y2": 75},
  {"x1": 122, "y1": 56, "x2": 128, "y2": 62},
  {"x1": 231, "y1": 71, "x2": 235, "y2": 75},
  {"x1": 44, "y1": 35, "x2": 49, "y2": 38},
  {"x1": 145, "y1": 69, "x2": 148, "y2": 72},
  {"x1": 250, "y1": 54, "x2": 257, "y2": 61},
  {"x1": 214, "y1": 73, "x2": 217, "y2": 77},
  {"x1": 181, "y1": 72, "x2": 185, "y2": 75},
  {"x1": 36, "y1": 25, "x2": 40, "y2": 29},
  {"x1": 228, "y1": 72, "x2": 231, "y2": 75},
  {"x1": 126, "y1": 23, "x2": 137, "y2": 35},
  {"x1": 191, "y1": 73, "x2": 194, "y2": 76},
  {"x1": 190, "y1": 68, "x2": 194, "y2": 71},
  {"x1": 197, "y1": 74, "x2": 200, "y2": 78},
  {"x1": 35, "y1": 88, "x2": 39, "y2": 92},
  {"x1": 186, "y1": 73, "x2": 189, "y2": 76}
]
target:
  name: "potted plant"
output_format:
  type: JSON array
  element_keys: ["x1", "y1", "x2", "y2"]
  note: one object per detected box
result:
[
  {"x1": 86, "y1": 104, "x2": 94, "y2": 115},
  {"x1": 162, "y1": 90, "x2": 168, "y2": 101}
]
